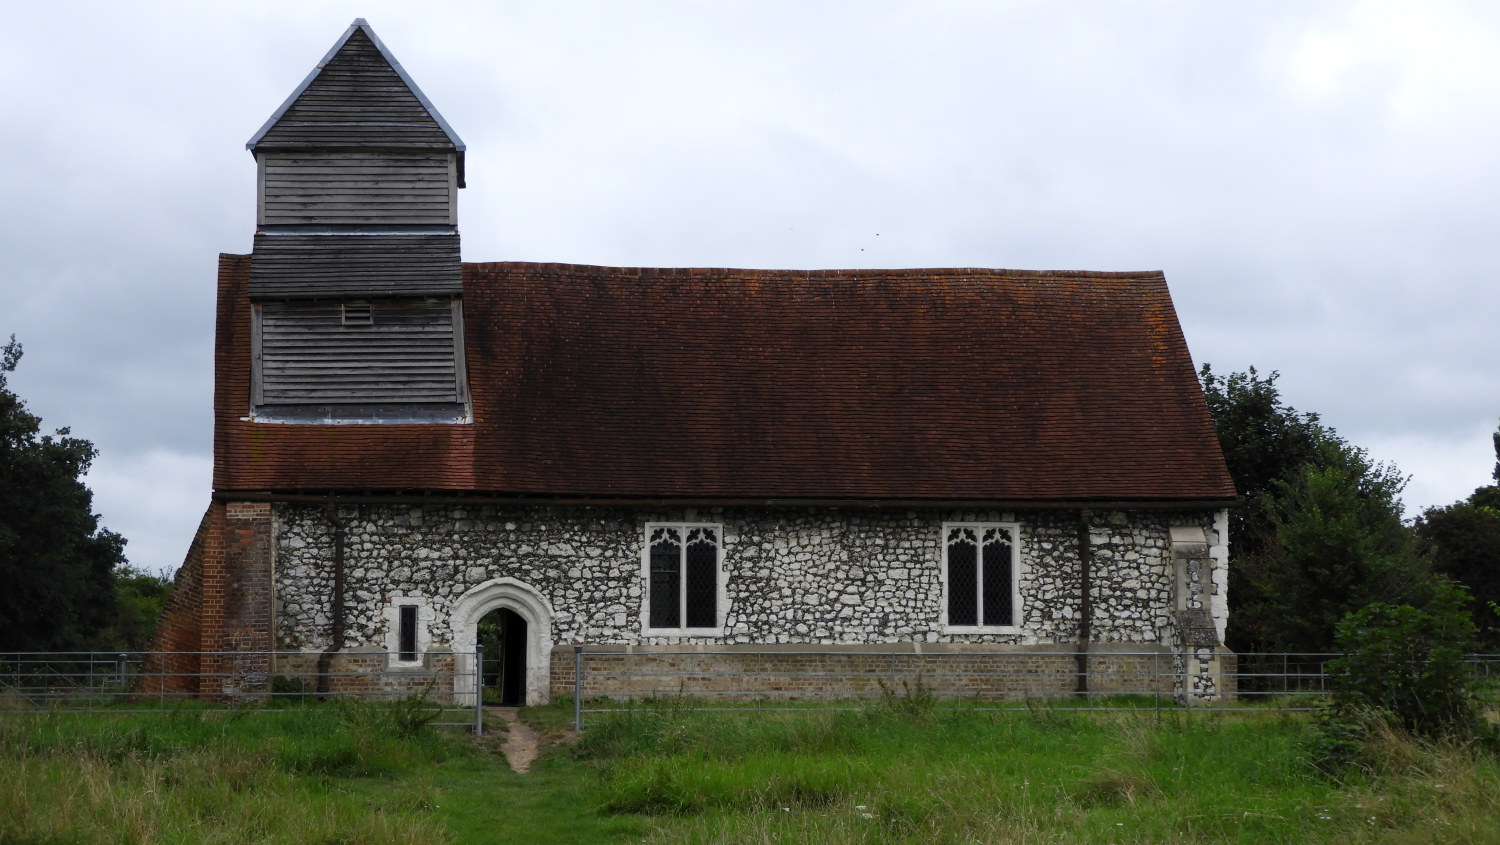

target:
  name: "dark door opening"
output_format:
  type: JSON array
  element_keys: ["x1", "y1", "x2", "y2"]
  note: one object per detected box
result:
[{"x1": 478, "y1": 607, "x2": 528, "y2": 706}]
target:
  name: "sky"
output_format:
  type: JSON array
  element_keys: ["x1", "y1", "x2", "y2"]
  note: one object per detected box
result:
[{"x1": 2, "y1": 1, "x2": 1497, "y2": 575}]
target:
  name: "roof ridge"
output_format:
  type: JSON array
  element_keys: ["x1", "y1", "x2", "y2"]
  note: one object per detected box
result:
[{"x1": 461, "y1": 261, "x2": 1164, "y2": 280}]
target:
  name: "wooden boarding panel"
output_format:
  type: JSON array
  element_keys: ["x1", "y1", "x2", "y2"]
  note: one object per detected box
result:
[
  {"x1": 256, "y1": 299, "x2": 461, "y2": 404},
  {"x1": 248, "y1": 233, "x2": 461, "y2": 299},
  {"x1": 259, "y1": 152, "x2": 455, "y2": 226}
]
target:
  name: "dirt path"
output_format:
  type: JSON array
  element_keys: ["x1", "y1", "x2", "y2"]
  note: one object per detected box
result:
[{"x1": 486, "y1": 706, "x2": 541, "y2": 774}]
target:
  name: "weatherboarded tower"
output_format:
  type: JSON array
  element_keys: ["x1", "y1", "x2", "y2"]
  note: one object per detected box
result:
[
  {"x1": 153, "y1": 20, "x2": 473, "y2": 692},
  {"x1": 245, "y1": 18, "x2": 468, "y2": 422}
]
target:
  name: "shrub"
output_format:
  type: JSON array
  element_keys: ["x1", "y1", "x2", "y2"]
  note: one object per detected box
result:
[{"x1": 1327, "y1": 580, "x2": 1484, "y2": 741}]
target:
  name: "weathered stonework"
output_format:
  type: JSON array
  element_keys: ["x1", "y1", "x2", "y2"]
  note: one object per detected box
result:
[{"x1": 267, "y1": 502, "x2": 1228, "y2": 701}]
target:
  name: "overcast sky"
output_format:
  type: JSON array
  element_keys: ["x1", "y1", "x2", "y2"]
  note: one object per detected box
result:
[{"x1": 3, "y1": 1, "x2": 1497, "y2": 574}]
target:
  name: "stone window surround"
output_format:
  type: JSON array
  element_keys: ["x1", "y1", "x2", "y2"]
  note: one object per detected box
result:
[
  {"x1": 641, "y1": 521, "x2": 727, "y2": 637},
  {"x1": 382, "y1": 594, "x2": 434, "y2": 669},
  {"x1": 940, "y1": 521, "x2": 1023, "y2": 633}
]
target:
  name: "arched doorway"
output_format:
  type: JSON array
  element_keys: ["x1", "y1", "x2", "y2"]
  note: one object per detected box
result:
[
  {"x1": 477, "y1": 607, "x2": 528, "y2": 706},
  {"x1": 450, "y1": 578, "x2": 554, "y2": 706}
]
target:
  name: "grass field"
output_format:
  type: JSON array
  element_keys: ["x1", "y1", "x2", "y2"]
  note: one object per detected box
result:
[{"x1": 2, "y1": 695, "x2": 1498, "y2": 844}]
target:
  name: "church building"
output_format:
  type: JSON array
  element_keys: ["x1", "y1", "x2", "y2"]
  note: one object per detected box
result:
[{"x1": 154, "y1": 19, "x2": 1237, "y2": 705}]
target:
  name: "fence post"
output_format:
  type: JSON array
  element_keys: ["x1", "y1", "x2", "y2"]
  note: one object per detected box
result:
[
  {"x1": 573, "y1": 645, "x2": 584, "y2": 733},
  {"x1": 118, "y1": 653, "x2": 128, "y2": 687},
  {"x1": 1154, "y1": 651, "x2": 1161, "y2": 714},
  {"x1": 474, "y1": 644, "x2": 485, "y2": 735}
]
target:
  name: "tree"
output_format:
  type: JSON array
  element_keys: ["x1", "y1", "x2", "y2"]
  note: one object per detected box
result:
[
  {"x1": 1198, "y1": 366, "x2": 1327, "y2": 561},
  {"x1": 1199, "y1": 366, "x2": 1431, "y2": 653},
  {"x1": 108, "y1": 565, "x2": 174, "y2": 651},
  {"x1": 1417, "y1": 504, "x2": 1500, "y2": 648},
  {"x1": 1416, "y1": 419, "x2": 1500, "y2": 648},
  {"x1": 0, "y1": 336, "x2": 126, "y2": 651},
  {"x1": 1249, "y1": 453, "x2": 1430, "y2": 652}
]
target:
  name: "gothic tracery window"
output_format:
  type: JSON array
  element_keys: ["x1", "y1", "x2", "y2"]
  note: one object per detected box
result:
[
  {"x1": 646, "y1": 524, "x2": 721, "y2": 631},
  {"x1": 944, "y1": 524, "x2": 1018, "y2": 629}
]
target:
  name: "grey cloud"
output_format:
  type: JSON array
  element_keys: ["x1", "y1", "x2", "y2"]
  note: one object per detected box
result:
[{"x1": 2, "y1": 0, "x2": 1496, "y2": 569}]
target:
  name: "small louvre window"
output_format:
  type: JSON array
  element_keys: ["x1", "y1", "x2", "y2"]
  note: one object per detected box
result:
[{"x1": 342, "y1": 302, "x2": 373, "y2": 326}]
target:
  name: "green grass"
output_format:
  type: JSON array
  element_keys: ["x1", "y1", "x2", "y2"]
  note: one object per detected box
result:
[
  {"x1": 568, "y1": 697, "x2": 1500, "y2": 843},
  {"x1": 2, "y1": 697, "x2": 1499, "y2": 843}
]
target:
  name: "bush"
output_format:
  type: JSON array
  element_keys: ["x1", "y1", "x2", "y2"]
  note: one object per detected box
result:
[{"x1": 1327, "y1": 581, "x2": 1484, "y2": 741}]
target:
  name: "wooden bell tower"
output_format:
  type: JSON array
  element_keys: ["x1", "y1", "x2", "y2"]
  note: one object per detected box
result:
[{"x1": 244, "y1": 19, "x2": 469, "y2": 423}]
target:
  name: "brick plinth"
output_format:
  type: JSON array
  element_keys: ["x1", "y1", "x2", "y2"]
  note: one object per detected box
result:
[
  {"x1": 550, "y1": 644, "x2": 1237, "y2": 702},
  {"x1": 272, "y1": 651, "x2": 458, "y2": 698}
]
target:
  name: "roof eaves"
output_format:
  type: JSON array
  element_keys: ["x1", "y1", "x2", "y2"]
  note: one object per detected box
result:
[
  {"x1": 213, "y1": 489, "x2": 1241, "y2": 511},
  {"x1": 245, "y1": 18, "x2": 467, "y2": 164}
]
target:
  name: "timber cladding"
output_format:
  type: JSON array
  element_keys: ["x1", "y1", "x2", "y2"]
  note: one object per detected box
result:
[
  {"x1": 248, "y1": 233, "x2": 461, "y2": 299},
  {"x1": 254, "y1": 299, "x2": 463, "y2": 405},
  {"x1": 257, "y1": 153, "x2": 458, "y2": 227}
]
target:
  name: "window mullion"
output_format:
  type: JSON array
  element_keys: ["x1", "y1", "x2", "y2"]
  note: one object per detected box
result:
[
  {"x1": 974, "y1": 525, "x2": 985, "y2": 628},
  {"x1": 678, "y1": 536, "x2": 688, "y2": 629}
]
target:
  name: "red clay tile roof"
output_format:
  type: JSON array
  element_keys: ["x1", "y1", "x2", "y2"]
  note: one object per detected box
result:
[{"x1": 213, "y1": 256, "x2": 1235, "y2": 503}]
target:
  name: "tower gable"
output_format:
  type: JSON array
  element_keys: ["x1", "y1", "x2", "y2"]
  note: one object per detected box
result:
[
  {"x1": 248, "y1": 21, "x2": 464, "y2": 157},
  {"x1": 248, "y1": 19, "x2": 465, "y2": 232}
]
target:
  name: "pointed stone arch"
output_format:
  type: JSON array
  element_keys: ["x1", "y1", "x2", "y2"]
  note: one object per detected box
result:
[{"x1": 450, "y1": 577, "x2": 554, "y2": 706}]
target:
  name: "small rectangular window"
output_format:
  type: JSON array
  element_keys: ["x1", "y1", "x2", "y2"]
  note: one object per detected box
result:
[{"x1": 398, "y1": 604, "x2": 418, "y2": 661}]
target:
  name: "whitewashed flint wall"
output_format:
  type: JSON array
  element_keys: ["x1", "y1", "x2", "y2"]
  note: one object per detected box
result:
[{"x1": 271, "y1": 504, "x2": 1225, "y2": 651}]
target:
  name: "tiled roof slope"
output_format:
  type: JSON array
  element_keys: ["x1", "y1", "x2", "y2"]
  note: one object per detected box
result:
[{"x1": 214, "y1": 257, "x2": 1235, "y2": 503}]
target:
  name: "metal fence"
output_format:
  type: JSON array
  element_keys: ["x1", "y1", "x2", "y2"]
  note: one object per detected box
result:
[
  {"x1": 0, "y1": 649, "x2": 486, "y2": 733},
  {"x1": 5, "y1": 649, "x2": 1497, "y2": 735}
]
